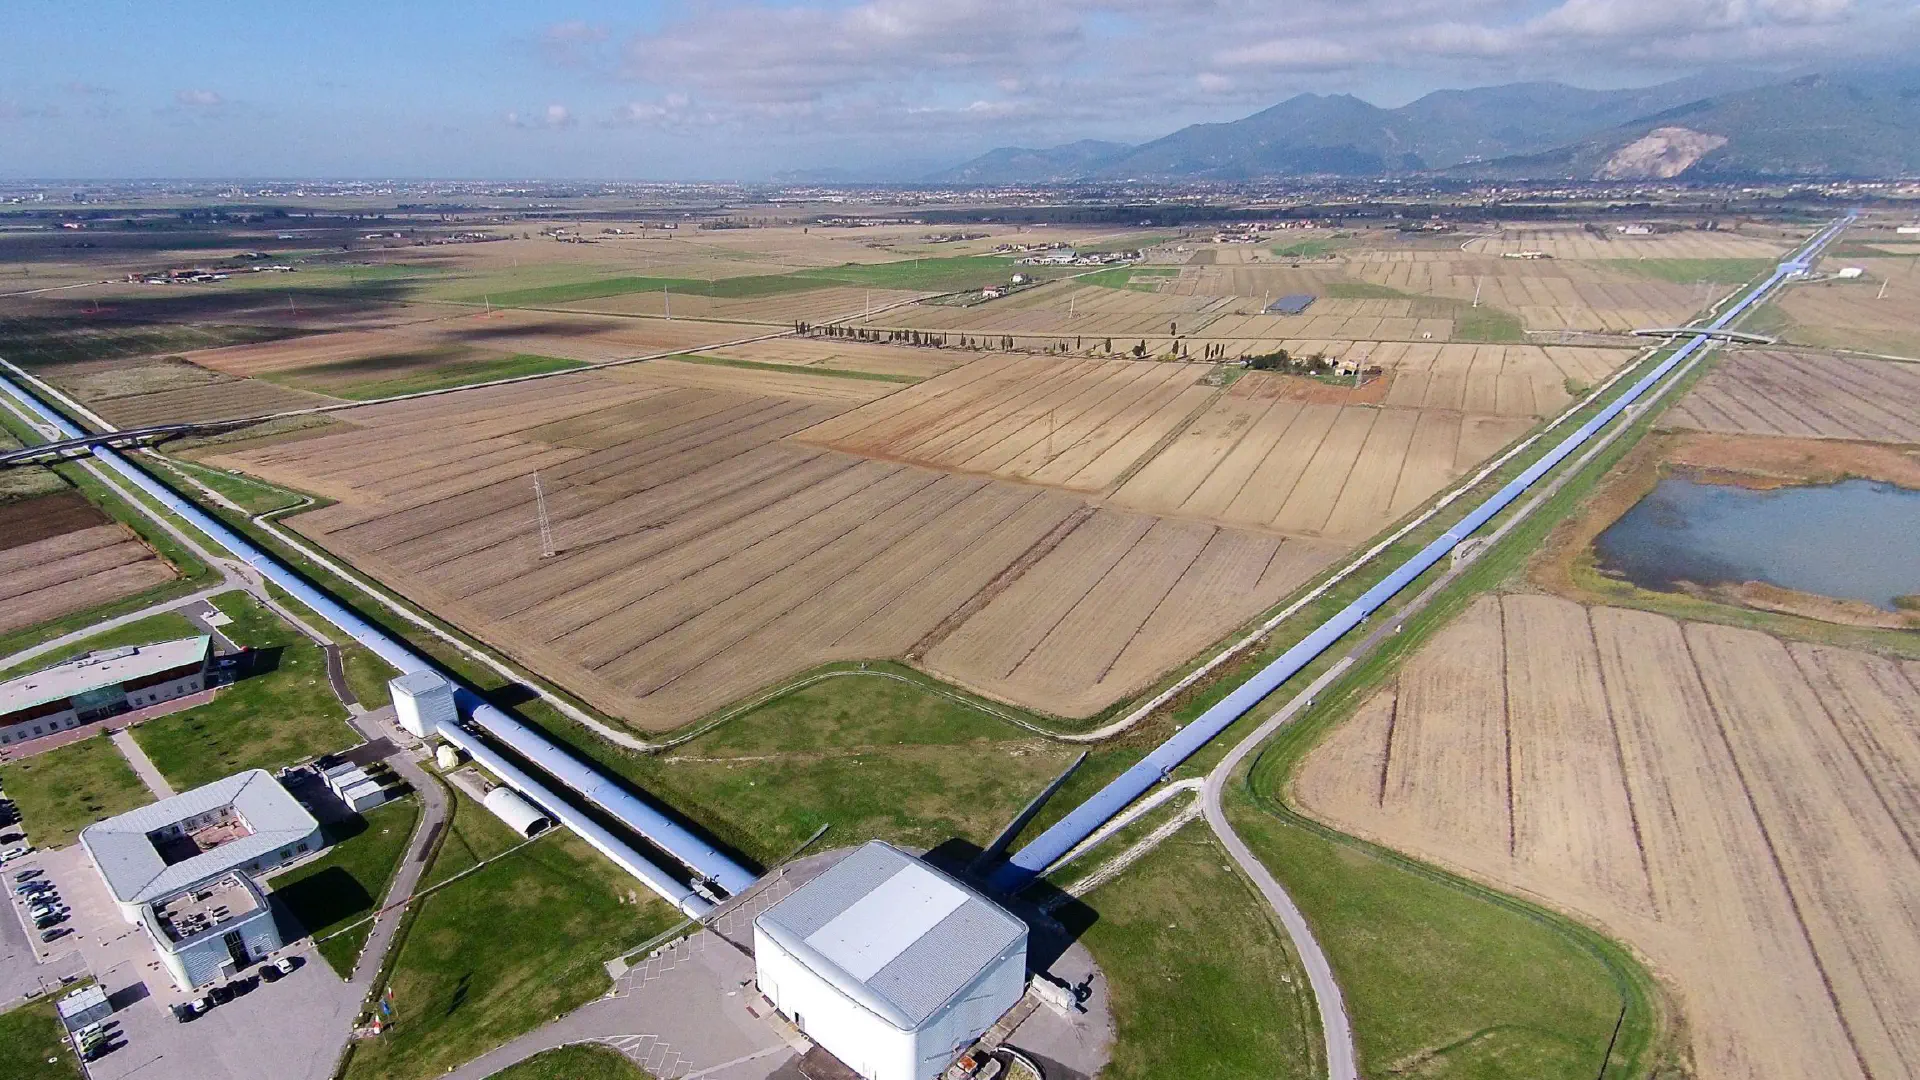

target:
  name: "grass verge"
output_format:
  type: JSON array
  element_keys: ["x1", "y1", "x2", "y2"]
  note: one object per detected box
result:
[
  {"x1": 341, "y1": 791, "x2": 679, "y2": 1080},
  {"x1": 132, "y1": 590, "x2": 358, "y2": 790},
  {"x1": 0, "y1": 731, "x2": 152, "y2": 848},
  {"x1": 1071, "y1": 826, "x2": 1320, "y2": 1080},
  {"x1": 0, "y1": 1000, "x2": 83, "y2": 1080},
  {"x1": 271, "y1": 796, "x2": 422, "y2": 977},
  {"x1": 0, "y1": 609, "x2": 200, "y2": 681},
  {"x1": 1602, "y1": 258, "x2": 1774, "y2": 285},
  {"x1": 491, "y1": 1045, "x2": 650, "y2": 1080}
]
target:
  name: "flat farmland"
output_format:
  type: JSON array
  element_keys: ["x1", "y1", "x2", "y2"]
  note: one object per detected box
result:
[
  {"x1": 600, "y1": 358, "x2": 900, "y2": 403},
  {"x1": 1662, "y1": 350, "x2": 1920, "y2": 443},
  {"x1": 700, "y1": 338, "x2": 968, "y2": 379},
  {"x1": 1295, "y1": 592, "x2": 1920, "y2": 1080},
  {"x1": 794, "y1": 353, "x2": 1222, "y2": 492},
  {"x1": 183, "y1": 310, "x2": 760, "y2": 373},
  {"x1": 0, "y1": 492, "x2": 175, "y2": 634},
  {"x1": 33, "y1": 355, "x2": 336, "y2": 427},
  {"x1": 1343, "y1": 251, "x2": 1712, "y2": 332},
  {"x1": 1460, "y1": 227, "x2": 1788, "y2": 261},
  {"x1": 1109, "y1": 375, "x2": 1532, "y2": 542},
  {"x1": 208, "y1": 369, "x2": 1327, "y2": 724},
  {"x1": 1768, "y1": 274, "x2": 1920, "y2": 355},
  {"x1": 554, "y1": 284, "x2": 925, "y2": 324}
]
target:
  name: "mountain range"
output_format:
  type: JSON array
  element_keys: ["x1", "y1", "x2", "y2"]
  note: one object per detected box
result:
[{"x1": 927, "y1": 66, "x2": 1920, "y2": 183}]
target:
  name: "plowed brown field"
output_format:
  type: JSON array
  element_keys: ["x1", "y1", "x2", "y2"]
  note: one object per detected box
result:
[
  {"x1": 1295, "y1": 593, "x2": 1920, "y2": 1080},
  {"x1": 211, "y1": 368, "x2": 1334, "y2": 726},
  {"x1": 1663, "y1": 350, "x2": 1920, "y2": 443},
  {"x1": 0, "y1": 499, "x2": 175, "y2": 634}
]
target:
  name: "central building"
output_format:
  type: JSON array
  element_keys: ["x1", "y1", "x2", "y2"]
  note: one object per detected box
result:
[{"x1": 754, "y1": 841, "x2": 1029, "y2": 1080}]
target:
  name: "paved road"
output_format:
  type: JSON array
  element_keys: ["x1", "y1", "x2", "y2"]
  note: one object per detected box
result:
[{"x1": 1203, "y1": 658, "x2": 1360, "y2": 1080}]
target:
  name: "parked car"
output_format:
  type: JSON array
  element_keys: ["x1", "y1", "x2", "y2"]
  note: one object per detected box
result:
[
  {"x1": 12, "y1": 868, "x2": 39, "y2": 883},
  {"x1": 174, "y1": 1000, "x2": 206, "y2": 1023},
  {"x1": 208, "y1": 984, "x2": 233, "y2": 1005},
  {"x1": 273, "y1": 956, "x2": 298, "y2": 976},
  {"x1": 40, "y1": 926, "x2": 69, "y2": 943}
]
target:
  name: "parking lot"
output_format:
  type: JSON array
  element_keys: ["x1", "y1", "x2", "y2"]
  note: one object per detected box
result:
[{"x1": 5, "y1": 840, "x2": 360, "y2": 1079}]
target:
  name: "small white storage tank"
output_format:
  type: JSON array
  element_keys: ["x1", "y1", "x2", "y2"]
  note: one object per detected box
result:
[
  {"x1": 482, "y1": 785, "x2": 553, "y2": 838},
  {"x1": 390, "y1": 669, "x2": 457, "y2": 739},
  {"x1": 436, "y1": 744, "x2": 464, "y2": 770}
]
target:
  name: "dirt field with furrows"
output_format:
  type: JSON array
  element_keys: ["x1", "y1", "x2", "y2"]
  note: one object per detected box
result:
[
  {"x1": 0, "y1": 494, "x2": 175, "y2": 634},
  {"x1": 556, "y1": 285, "x2": 926, "y2": 324},
  {"x1": 1460, "y1": 227, "x2": 1788, "y2": 261},
  {"x1": 1662, "y1": 350, "x2": 1920, "y2": 443},
  {"x1": 1109, "y1": 376, "x2": 1532, "y2": 542},
  {"x1": 600, "y1": 359, "x2": 900, "y2": 403},
  {"x1": 1770, "y1": 274, "x2": 1920, "y2": 355},
  {"x1": 700, "y1": 338, "x2": 967, "y2": 379},
  {"x1": 35, "y1": 354, "x2": 338, "y2": 427},
  {"x1": 793, "y1": 353, "x2": 1222, "y2": 492},
  {"x1": 1341, "y1": 250, "x2": 1724, "y2": 332},
  {"x1": 183, "y1": 311, "x2": 761, "y2": 374},
  {"x1": 208, "y1": 369, "x2": 1330, "y2": 725},
  {"x1": 1295, "y1": 592, "x2": 1920, "y2": 1080}
]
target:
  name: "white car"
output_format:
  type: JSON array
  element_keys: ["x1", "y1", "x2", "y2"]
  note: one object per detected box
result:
[{"x1": 273, "y1": 957, "x2": 297, "y2": 976}]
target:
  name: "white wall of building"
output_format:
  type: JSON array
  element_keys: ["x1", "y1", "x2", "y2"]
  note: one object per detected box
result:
[
  {"x1": 0, "y1": 671, "x2": 204, "y2": 746},
  {"x1": 755, "y1": 925, "x2": 1025, "y2": 1080}
]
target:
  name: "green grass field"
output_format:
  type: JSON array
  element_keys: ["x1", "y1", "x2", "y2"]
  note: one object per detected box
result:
[
  {"x1": 675, "y1": 353, "x2": 920, "y2": 383},
  {"x1": 0, "y1": 732, "x2": 152, "y2": 849},
  {"x1": 343, "y1": 791, "x2": 679, "y2": 1080},
  {"x1": 1074, "y1": 828, "x2": 1320, "y2": 1080},
  {"x1": 272, "y1": 797, "x2": 422, "y2": 977},
  {"x1": 0, "y1": 1000, "x2": 83, "y2": 1080},
  {"x1": 1079, "y1": 267, "x2": 1177, "y2": 291},
  {"x1": 491, "y1": 1045, "x2": 649, "y2": 1080},
  {"x1": 162, "y1": 457, "x2": 316, "y2": 515},
  {"x1": 1602, "y1": 258, "x2": 1774, "y2": 285},
  {"x1": 268, "y1": 351, "x2": 587, "y2": 401},
  {"x1": 0, "y1": 609, "x2": 199, "y2": 681},
  {"x1": 1272, "y1": 238, "x2": 1340, "y2": 258},
  {"x1": 133, "y1": 590, "x2": 357, "y2": 790}
]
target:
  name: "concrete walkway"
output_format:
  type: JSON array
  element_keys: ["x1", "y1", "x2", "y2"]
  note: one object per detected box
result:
[{"x1": 111, "y1": 728, "x2": 175, "y2": 799}]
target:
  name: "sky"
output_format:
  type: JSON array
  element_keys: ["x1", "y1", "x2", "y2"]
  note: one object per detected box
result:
[{"x1": 2, "y1": 0, "x2": 1915, "y2": 181}]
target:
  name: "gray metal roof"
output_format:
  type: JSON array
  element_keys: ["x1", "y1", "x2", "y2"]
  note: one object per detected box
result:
[
  {"x1": 755, "y1": 841, "x2": 1026, "y2": 1030},
  {"x1": 80, "y1": 769, "x2": 319, "y2": 905},
  {"x1": 0, "y1": 636, "x2": 209, "y2": 717},
  {"x1": 1266, "y1": 293, "x2": 1317, "y2": 315}
]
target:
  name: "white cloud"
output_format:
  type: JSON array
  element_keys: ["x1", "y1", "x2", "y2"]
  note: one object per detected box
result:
[
  {"x1": 505, "y1": 104, "x2": 577, "y2": 129},
  {"x1": 175, "y1": 89, "x2": 223, "y2": 108},
  {"x1": 585, "y1": 0, "x2": 1918, "y2": 144}
]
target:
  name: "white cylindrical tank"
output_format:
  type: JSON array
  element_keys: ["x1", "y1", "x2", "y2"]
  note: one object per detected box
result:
[
  {"x1": 435, "y1": 744, "x2": 464, "y2": 770},
  {"x1": 482, "y1": 785, "x2": 553, "y2": 838},
  {"x1": 390, "y1": 670, "x2": 457, "y2": 739}
]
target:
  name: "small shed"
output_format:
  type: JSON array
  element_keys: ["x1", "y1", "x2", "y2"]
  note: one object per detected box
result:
[{"x1": 1265, "y1": 294, "x2": 1316, "y2": 315}]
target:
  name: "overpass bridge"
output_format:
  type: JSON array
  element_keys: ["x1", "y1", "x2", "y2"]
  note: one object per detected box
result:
[
  {"x1": 0, "y1": 420, "x2": 256, "y2": 465},
  {"x1": 1630, "y1": 326, "x2": 1777, "y2": 345}
]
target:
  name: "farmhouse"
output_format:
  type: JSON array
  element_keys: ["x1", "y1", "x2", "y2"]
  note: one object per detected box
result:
[
  {"x1": 80, "y1": 769, "x2": 321, "y2": 989},
  {"x1": 0, "y1": 636, "x2": 210, "y2": 748},
  {"x1": 754, "y1": 841, "x2": 1028, "y2": 1080}
]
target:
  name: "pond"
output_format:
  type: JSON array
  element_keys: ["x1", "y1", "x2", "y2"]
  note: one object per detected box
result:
[{"x1": 1593, "y1": 475, "x2": 1920, "y2": 611}]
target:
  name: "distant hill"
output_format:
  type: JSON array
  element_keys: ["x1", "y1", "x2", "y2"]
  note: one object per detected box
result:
[
  {"x1": 927, "y1": 68, "x2": 1918, "y2": 182},
  {"x1": 1449, "y1": 69, "x2": 1920, "y2": 180},
  {"x1": 923, "y1": 140, "x2": 1131, "y2": 184}
]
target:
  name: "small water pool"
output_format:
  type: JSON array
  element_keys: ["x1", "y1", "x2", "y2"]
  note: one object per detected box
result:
[{"x1": 1593, "y1": 475, "x2": 1920, "y2": 611}]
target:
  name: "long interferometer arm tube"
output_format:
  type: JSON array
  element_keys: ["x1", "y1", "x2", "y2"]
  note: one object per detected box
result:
[
  {"x1": 0, "y1": 371, "x2": 756, "y2": 906},
  {"x1": 991, "y1": 212, "x2": 1856, "y2": 890}
]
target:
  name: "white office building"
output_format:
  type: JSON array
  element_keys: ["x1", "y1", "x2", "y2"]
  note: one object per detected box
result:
[
  {"x1": 754, "y1": 841, "x2": 1028, "y2": 1080},
  {"x1": 80, "y1": 769, "x2": 323, "y2": 989},
  {"x1": 0, "y1": 636, "x2": 210, "y2": 748}
]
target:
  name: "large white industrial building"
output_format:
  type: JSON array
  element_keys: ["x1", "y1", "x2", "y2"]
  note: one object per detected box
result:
[
  {"x1": 80, "y1": 769, "x2": 323, "y2": 989},
  {"x1": 754, "y1": 841, "x2": 1028, "y2": 1080}
]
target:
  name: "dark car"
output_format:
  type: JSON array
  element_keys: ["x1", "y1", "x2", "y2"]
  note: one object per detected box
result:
[
  {"x1": 208, "y1": 984, "x2": 234, "y2": 1005},
  {"x1": 40, "y1": 926, "x2": 69, "y2": 943}
]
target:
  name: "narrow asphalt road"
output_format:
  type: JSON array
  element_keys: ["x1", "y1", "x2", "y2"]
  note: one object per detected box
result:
[
  {"x1": 342, "y1": 709, "x2": 449, "y2": 993},
  {"x1": 1202, "y1": 656, "x2": 1360, "y2": 1080}
]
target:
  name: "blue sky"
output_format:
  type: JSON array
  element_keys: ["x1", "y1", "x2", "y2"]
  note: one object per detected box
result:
[{"x1": 2, "y1": 0, "x2": 1914, "y2": 180}]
